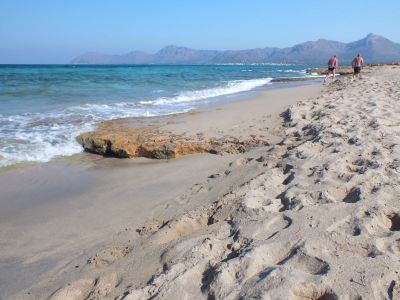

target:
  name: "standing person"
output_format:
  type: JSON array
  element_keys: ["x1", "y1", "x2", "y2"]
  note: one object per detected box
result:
[
  {"x1": 352, "y1": 54, "x2": 365, "y2": 79},
  {"x1": 324, "y1": 55, "x2": 338, "y2": 83}
]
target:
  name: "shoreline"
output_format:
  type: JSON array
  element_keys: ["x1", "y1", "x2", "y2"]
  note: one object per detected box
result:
[
  {"x1": 0, "y1": 77, "x2": 321, "y2": 171},
  {"x1": 0, "y1": 78, "x2": 318, "y2": 172},
  {"x1": 0, "y1": 83, "x2": 322, "y2": 299},
  {"x1": 3, "y1": 64, "x2": 400, "y2": 299}
]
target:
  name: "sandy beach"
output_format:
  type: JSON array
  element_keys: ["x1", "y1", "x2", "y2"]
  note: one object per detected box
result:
[{"x1": 2, "y1": 65, "x2": 400, "y2": 299}]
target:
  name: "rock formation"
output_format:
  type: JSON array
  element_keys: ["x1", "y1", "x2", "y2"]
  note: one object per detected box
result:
[{"x1": 77, "y1": 120, "x2": 269, "y2": 159}]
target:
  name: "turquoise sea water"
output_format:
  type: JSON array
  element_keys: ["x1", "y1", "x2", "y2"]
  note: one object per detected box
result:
[{"x1": 0, "y1": 64, "x2": 320, "y2": 167}]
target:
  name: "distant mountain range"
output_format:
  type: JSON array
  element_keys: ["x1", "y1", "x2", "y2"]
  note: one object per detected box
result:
[{"x1": 71, "y1": 34, "x2": 400, "y2": 65}]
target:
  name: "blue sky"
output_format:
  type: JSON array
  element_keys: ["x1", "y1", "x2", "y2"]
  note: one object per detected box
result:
[{"x1": 1, "y1": 0, "x2": 399, "y2": 63}]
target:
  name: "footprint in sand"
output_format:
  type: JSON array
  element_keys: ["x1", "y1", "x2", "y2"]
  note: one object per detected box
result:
[
  {"x1": 242, "y1": 191, "x2": 284, "y2": 212},
  {"x1": 327, "y1": 216, "x2": 362, "y2": 236},
  {"x1": 376, "y1": 237, "x2": 400, "y2": 257},
  {"x1": 49, "y1": 273, "x2": 121, "y2": 300},
  {"x1": 251, "y1": 215, "x2": 292, "y2": 240},
  {"x1": 280, "y1": 247, "x2": 330, "y2": 276},
  {"x1": 229, "y1": 157, "x2": 253, "y2": 167},
  {"x1": 87, "y1": 245, "x2": 133, "y2": 268},
  {"x1": 372, "y1": 276, "x2": 400, "y2": 300},
  {"x1": 172, "y1": 182, "x2": 207, "y2": 206},
  {"x1": 207, "y1": 241, "x2": 297, "y2": 298},
  {"x1": 383, "y1": 212, "x2": 400, "y2": 231},
  {"x1": 49, "y1": 278, "x2": 96, "y2": 300},
  {"x1": 367, "y1": 211, "x2": 400, "y2": 234},
  {"x1": 291, "y1": 283, "x2": 337, "y2": 300},
  {"x1": 150, "y1": 212, "x2": 209, "y2": 245},
  {"x1": 210, "y1": 243, "x2": 331, "y2": 299},
  {"x1": 342, "y1": 186, "x2": 364, "y2": 203}
]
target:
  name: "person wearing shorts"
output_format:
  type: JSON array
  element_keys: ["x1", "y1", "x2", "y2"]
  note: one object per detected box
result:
[
  {"x1": 324, "y1": 55, "x2": 338, "y2": 83},
  {"x1": 352, "y1": 54, "x2": 365, "y2": 79}
]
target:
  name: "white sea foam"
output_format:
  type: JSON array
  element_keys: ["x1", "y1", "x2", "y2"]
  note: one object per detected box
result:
[
  {"x1": 0, "y1": 107, "x2": 192, "y2": 168},
  {"x1": 276, "y1": 69, "x2": 307, "y2": 74},
  {"x1": 0, "y1": 120, "x2": 92, "y2": 167},
  {"x1": 139, "y1": 78, "x2": 272, "y2": 105},
  {"x1": 305, "y1": 74, "x2": 327, "y2": 78}
]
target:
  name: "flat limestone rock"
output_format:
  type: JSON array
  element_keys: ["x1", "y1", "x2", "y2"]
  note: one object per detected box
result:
[
  {"x1": 76, "y1": 120, "x2": 268, "y2": 159},
  {"x1": 77, "y1": 126, "x2": 211, "y2": 159}
]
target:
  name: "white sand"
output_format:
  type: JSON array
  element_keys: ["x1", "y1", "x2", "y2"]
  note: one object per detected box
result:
[{"x1": 4, "y1": 66, "x2": 400, "y2": 299}]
